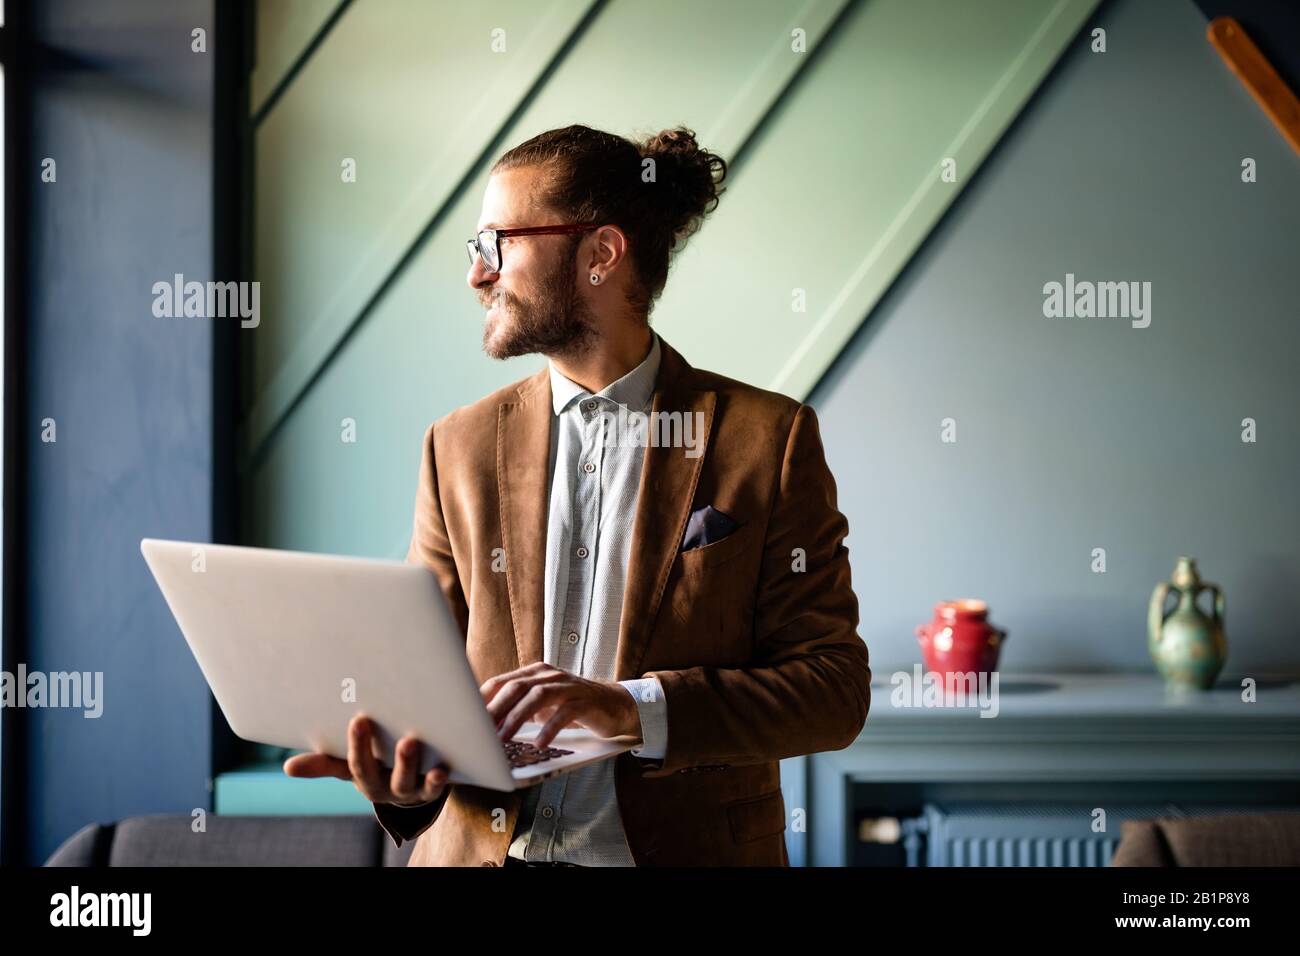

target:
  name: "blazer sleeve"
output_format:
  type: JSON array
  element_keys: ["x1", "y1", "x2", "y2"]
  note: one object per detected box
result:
[
  {"x1": 372, "y1": 420, "x2": 469, "y2": 846},
  {"x1": 639, "y1": 403, "x2": 871, "y2": 776}
]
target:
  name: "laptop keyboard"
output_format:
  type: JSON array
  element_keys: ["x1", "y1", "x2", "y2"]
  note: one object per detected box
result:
[{"x1": 504, "y1": 739, "x2": 574, "y2": 768}]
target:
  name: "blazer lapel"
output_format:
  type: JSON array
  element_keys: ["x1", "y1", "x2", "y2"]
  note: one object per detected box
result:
[
  {"x1": 497, "y1": 365, "x2": 552, "y2": 669},
  {"x1": 615, "y1": 338, "x2": 716, "y2": 681}
]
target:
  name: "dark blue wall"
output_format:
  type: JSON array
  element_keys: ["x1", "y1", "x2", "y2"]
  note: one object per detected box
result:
[
  {"x1": 19, "y1": 0, "x2": 219, "y2": 864},
  {"x1": 810, "y1": 0, "x2": 1300, "y2": 675}
]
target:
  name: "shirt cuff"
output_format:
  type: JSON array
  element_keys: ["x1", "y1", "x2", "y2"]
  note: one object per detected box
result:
[{"x1": 619, "y1": 677, "x2": 668, "y2": 760}]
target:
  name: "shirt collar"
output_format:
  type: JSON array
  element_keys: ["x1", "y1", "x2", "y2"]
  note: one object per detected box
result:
[{"x1": 549, "y1": 332, "x2": 661, "y2": 415}]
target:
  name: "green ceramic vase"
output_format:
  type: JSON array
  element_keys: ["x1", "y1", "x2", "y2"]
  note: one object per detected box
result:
[{"x1": 1148, "y1": 556, "x2": 1227, "y2": 691}]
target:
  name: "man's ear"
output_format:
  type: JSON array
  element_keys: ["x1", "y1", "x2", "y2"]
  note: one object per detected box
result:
[{"x1": 591, "y1": 223, "x2": 629, "y2": 272}]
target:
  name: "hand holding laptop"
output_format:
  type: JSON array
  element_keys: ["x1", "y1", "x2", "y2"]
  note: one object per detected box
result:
[
  {"x1": 282, "y1": 662, "x2": 639, "y2": 808},
  {"x1": 140, "y1": 538, "x2": 641, "y2": 794},
  {"x1": 283, "y1": 712, "x2": 450, "y2": 808}
]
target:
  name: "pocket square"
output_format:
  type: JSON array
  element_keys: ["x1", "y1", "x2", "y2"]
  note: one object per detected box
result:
[{"x1": 680, "y1": 505, "x2": 739, "y2": 552}]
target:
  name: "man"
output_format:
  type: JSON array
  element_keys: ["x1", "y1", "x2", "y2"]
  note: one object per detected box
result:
[{"x1": 285, "y1": 125, "x2": 870, "y2": 866}]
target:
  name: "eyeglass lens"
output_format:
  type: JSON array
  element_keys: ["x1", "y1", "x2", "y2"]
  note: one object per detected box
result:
[{"x1": 468, "y1": 232, "x2": 499, "y2": 271}]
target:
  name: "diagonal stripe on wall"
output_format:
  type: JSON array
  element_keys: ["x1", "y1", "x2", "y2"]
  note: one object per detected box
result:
[
  {"x1": 250, "y1": 0, "x2": 350, "y2": 116},
  {"x1": 651, "y1": 0, "x2": 1098, "y2": 400}
]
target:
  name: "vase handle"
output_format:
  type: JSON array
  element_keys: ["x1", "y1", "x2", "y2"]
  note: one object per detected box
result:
[
  {"x1": 1203, "y1": 582, "x2": 1224, "y2": 624},
  {"x1": 1148, "y1": 581, "x2": 1173, "y2": 649}
]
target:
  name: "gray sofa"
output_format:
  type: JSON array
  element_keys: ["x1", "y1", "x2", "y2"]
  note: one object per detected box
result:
[
  {"x1": 50, "y1": 808, "x2": 1300, "y2": 866},
  {"x1": 45, "y1": 814, "x2": 415, "y2": 866}
]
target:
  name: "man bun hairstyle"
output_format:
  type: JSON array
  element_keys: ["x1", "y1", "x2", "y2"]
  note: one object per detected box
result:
[{"x1": 492, "y1": 124, "x2": 728, "y2": 318}]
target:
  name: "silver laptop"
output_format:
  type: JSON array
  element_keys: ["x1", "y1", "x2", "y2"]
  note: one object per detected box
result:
[{"x1": 140, "y1": 538, "x2": 637, "y2": 792}]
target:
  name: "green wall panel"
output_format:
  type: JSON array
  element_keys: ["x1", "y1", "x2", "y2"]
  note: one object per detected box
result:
[
  {"x1": 245, "y1": 0, "x2": 852, "y2": 555},
  {"x1": 245, "y1": 0, "x2": 1099, "y2": 559}
]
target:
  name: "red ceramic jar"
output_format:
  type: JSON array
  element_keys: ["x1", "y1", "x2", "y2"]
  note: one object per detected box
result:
[{"x1": 915, "y1": 599, "x2": 1007, "y2": 685}]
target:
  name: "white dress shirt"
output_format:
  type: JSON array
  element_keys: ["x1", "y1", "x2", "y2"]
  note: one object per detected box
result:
[{"x1": 506, "y1": 331, "x2": 669, "y2": 866}]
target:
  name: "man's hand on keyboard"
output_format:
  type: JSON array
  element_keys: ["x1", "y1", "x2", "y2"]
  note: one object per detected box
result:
[
  {"x1": 482, "y1": 662, "x2": 641, "y2": 750},
  {"x1": 282, "y1": 712, "x2": 451, "y2": 808}
]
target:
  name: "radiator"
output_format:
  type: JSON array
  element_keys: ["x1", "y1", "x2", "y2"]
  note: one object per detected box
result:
[{"x1": 899, "y1": 802, "x2": 1297, "y2": 867}]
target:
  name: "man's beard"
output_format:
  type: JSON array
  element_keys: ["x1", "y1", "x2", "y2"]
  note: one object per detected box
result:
[{"x1": 481, "y1": 240, "x2": 596, "y2": 361}]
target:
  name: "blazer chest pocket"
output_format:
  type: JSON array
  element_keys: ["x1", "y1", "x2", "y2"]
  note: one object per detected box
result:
[
  {"x1": 668, "y1": 525, "x2": 758, "y2": 637},
  {"x1": 726, "y1": 790, "x2": 787, "y2": 844},
  {"x1": 676, "y1": 520, "x2": 756, "y2": 573},
  {"x1": 668, "y1": 521, "x2": 759, "y2": 642}
]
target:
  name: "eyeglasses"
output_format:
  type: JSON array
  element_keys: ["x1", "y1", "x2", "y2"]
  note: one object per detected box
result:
[{"x1": 466, "y1": 223, "x2": 601, "y2": 273}]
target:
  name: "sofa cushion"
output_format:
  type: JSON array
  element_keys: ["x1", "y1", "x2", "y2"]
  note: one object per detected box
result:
[{"x1": 1111, "y1": 811, "x2": 1300, "y2": 866}]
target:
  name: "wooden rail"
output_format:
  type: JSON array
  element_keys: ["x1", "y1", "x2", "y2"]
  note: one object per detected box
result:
[{"x1": 1208, "y1": 16, "x2": 1300, "y2": 157}]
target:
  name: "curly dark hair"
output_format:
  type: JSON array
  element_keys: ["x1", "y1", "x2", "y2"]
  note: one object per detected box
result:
[{"x1": 491, "y1": 124, "x2": 728, "y2": 319}]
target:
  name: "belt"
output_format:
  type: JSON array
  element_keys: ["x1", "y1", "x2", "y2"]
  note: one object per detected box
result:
[{"x1": 504, "y1": 855, "x2": 584, "y2": 867}]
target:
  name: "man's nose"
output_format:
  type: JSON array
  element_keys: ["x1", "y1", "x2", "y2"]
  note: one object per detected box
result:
[{"x1": 467, "y1": 256, "x2": 499, "y2": 290}]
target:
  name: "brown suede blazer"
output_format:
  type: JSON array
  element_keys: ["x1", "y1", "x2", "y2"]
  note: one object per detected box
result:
[{"x1": 373, "y1": 335, "x2": 871, "y2": 866}]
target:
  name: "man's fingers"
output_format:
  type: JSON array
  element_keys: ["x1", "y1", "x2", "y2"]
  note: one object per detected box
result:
[
  {"x1": 285, "y1": 719, "x2": 451, "y2": 804},
  {"x1": 487, "y1": 670, "x2": 567, "y2": 729},
  {"x1": 391, "y1": 764, "x2": 449, "y2": 807},
  {"x1": 283, "y1": 752, "x2": 351, "y2": 780},
  {"x1": 485, "y1": 675, "x2": 537, "y2": 720},
  {"x1": 347, "y1": 714, "x2": 384, "y2": 799},
  {"x1": 420, "y1": 765, "x2": 449, "y2": 803},
  {"x1": 480, "y1": 667, "x2": 522, "y2": 703},
  {"x1": 498, "y1": 684, "x2": 566, "y2": 743},
  {"x1": 481, "y1": 663, "x2": 559, "y2": 708},
  {"x1": 533, "y1": 702, "x2": 580, "y2": 750},
  {"x1": 390, "y1": 736, "x2": 421, "y2": 802},
  {"x1": 495, "y1": 685, "x2": 547, "y2": 742}
]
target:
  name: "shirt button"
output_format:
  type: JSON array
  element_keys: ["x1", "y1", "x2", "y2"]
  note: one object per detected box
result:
[
  {"x1": 584, "y1": 400, "x2": 597, "y2": 411},
  {"x1": 566, "y1": 632, "x2": 579, "y2": 644},
  {"x1": 541, "y1": 806, "x2": 554, "y2": 819},
  {"x1": 583, "y1": 462, "x2": 596, "y2": 474},
  {"x1": 576, "y1": 546, "x2": 588, "y2": 559}
]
